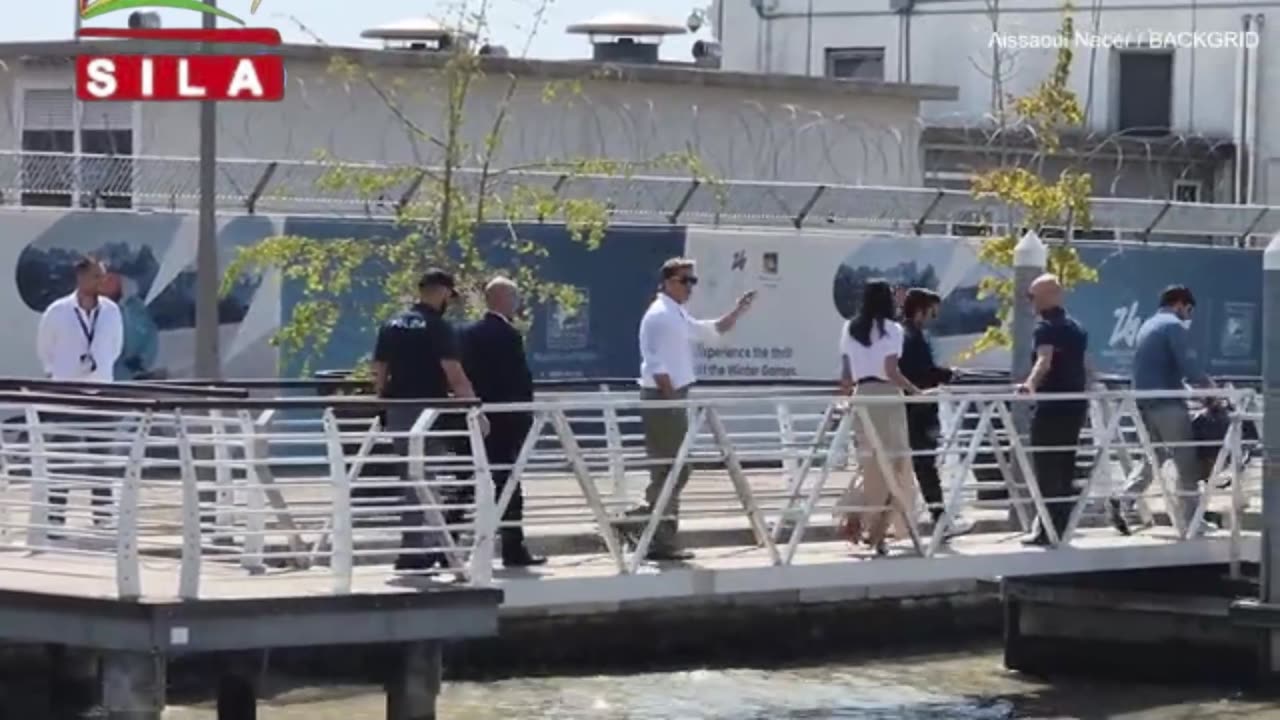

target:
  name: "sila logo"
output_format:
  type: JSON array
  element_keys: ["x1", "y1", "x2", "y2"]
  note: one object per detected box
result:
[{"x1": 76, "y1": 0, "x2": 285, "y2": 102}]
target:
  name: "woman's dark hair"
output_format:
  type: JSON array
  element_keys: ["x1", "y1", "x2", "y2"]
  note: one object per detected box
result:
[{"x1": 849, "y1": 279, "x2": 896, "y2": 347}]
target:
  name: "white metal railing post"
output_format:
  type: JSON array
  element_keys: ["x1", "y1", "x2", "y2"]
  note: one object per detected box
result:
[
  {"x1": 776, "y1": 402, "x2": 799, "y2": 482},
  {"x1": 175, "y1": 411, "x2": 202, "y2": 600},
  {"x1": 601, "y1": 385, "x2": 629, "y2": 504},
  {"x1": 1228, "y1": 411, "x2": 1245, "y2": 579},
  {"x1": 237, "y1": 410, "x2": 267, "y2": 574},
  {"x1": 550, "y1": 410, "x2": 629, "y2": 571},
  {"x1": 115, "y1": 411, "x2": 153, "y2": 601},
  {"x1": 1061, "y1": 397, "x2": 1126, "y2": 544},
  {"x1": 322, "y1": 409, "x2": 353, "y2": 594},
  {"x1": 771, "y1": 404, "x2": 840, "y2": 540},
  {"x1": 209, "y1": 408, "x2": 234, "y2": 533},
  {"x1": 705, "y1": 407, "x2": 779, "y2": 563},
  {"x1": 23, "y1": 406, "x2": 50, "y2": 548},
  {"x1": 467, "y1": 408, "x2": 495, "y2": 586},
  {"x1": 0, "y1": 415, "x2": 11, "y2": 544},
  {"x1": 496, "y1": 412, "x2": 545, "y2": 524},
  {"x1": 928, "y1": 401, "x2": 995, "y2": 556}
]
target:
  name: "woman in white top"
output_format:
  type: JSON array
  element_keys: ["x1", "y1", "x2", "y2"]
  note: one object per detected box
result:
[{"x1": 838, "y1": 280, "x2": 922, "y2": 555}]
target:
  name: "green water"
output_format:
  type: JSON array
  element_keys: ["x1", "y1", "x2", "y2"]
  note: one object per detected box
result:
[{"x1": 165, "y1": 649, "x2": 1279, "y2": 719}]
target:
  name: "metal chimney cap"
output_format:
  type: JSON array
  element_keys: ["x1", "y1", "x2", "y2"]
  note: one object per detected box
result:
[
  {"x1": 566, "y1": 12, "x2": 688, "y2": 36},
  {"x1": 360, "y1": 17, "x2": 476, "y2": 41}
]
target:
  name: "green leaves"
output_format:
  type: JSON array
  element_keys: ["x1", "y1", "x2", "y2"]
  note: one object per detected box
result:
[
  {"x1": 81, "y1": 0, "x2": 247, "y2": 25},
  {"x1": 969, "y1": 3, "x2": 1099, "y2": 354},
  {"x1": 220, "y1": 22, "x2": 723, "y2": 376}
]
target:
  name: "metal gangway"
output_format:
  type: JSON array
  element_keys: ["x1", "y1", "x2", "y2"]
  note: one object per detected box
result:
[{"x1": 0, "y1": 379, "x2": 1263, "y2": 610}]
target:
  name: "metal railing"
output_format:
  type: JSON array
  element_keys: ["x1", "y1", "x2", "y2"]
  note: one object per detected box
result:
[
  {"x1": 3, "y1": 150, "x2": 1278, "y2": 243},
  {"x1": 0, "y1": 384, "x2": 1263, "y2": 599}
]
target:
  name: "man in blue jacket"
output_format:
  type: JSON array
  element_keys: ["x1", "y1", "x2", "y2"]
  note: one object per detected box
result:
[{"x1": 1109, "y1": 285, "x2": 1216, "y2": 536}]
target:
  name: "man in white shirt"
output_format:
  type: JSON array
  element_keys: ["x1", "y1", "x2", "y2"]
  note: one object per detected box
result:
[
  {"x1": 38, "y1": 257, "x2": 124, "y2": 383},
  {"x1": 627, "y1": 257, "x2": 755, "y2": 560},
  {"x1": 35, "y1": 256, "x2": 124, "y2": 530}
]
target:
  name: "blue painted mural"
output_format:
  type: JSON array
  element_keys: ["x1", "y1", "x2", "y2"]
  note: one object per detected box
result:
[
  {"x1": 684, "y1": 228, "x2": 1265, "y2": 381},
  {"x1": 277, "y1": 219, "x2": 685, "y2": 380},
  {"x1": 1071, "y1": 243, "x2": 1262, "y2": 378},
  {"x1": 0, "y1": 209, "x2": 1263, "y2": 383},
  {"x1": 1, "y1": 210, "x2": 279, "y2": 380}
]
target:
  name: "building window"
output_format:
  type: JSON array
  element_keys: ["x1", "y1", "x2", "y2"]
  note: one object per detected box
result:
[
  {"x1": 1173, "y1": 179, "x2": 1202, "y2": 203},
  {"x1": 19, "y1": 89, "x2": 134, "y2": 209},
  {"x1": 1115, "y1": 50, "x2": 1173, "y2": 136},
  {"x1": 21, "y1": 89, "x2": 75, "y2": 207},
  {"x1": 825, "y1": 47, "x2": 885, "y2": 81}
]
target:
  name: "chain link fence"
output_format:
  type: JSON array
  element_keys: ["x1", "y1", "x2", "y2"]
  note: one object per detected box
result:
[{"x1": 1, "y1": 150, "x2": 1277, "y2": 246}]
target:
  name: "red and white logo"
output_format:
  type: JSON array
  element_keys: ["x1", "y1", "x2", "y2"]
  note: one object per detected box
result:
[{"x1": 76, "y1": 1, "x2": 284, "y2": 102}]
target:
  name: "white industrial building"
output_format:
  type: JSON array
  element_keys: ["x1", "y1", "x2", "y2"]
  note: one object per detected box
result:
[
  {"x1": 712, "y1": 0, "x2": 1270, "y2": 205},
  {"x1": 0, "y1": 13, "x2": 955, "y2": 212}
]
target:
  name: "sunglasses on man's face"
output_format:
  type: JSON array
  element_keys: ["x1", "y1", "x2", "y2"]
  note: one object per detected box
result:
[{"x1": 676, "y1": 275, "x2": 699, "y2": 287}]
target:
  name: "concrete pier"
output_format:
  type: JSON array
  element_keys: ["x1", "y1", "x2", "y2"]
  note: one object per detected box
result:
[
  {"x1": 1004, "y1": 565, "x2": 1260, "y2": 684},
  {"x1": 0, "y1": 585, "x2": 500, "y2": 719},
  {"x1": 102, "y1": 651, "x2": 166, "y2": 720},
  {"x1": 386, "y1": 642, "x2": 443, "y2": 720}
]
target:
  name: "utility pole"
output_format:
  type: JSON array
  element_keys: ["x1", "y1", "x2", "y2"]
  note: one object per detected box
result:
[{"x1": 194, "y1": 0, "x2": 222, "y2": 379}]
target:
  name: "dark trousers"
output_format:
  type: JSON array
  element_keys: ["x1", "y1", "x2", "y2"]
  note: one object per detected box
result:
[
  {"x1": 385, "y1": 406, "x2": 454, "y2": 556},
  {"x1": 486, "y1": 420, "x2": 530, "y2": 552},
  {"x1": 906, "y1": 408, "x2": 944, "y2": 522},
  {"x1": 45, "y1": 412, "x2": 114, "y2": 526},
  {"x1": 1029, "y1": 408, "x2": 1087, "y2": 538}
]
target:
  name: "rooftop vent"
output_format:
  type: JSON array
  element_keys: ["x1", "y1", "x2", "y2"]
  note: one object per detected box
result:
[
  {"x1": 360, "y1": 17, "x2": 476, "y2": 53},
  {"x1": 566, "y1": 12, "x2": 686, "y2": 65}
]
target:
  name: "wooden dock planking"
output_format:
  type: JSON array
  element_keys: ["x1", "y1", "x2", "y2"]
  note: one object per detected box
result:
[{"x1": 0, "y1": 528, "x2": 1257, "y2": 610}]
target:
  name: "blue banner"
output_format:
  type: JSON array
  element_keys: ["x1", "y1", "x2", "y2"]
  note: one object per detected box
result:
[
  {"x1": 1072, "y1": 243, "x2": 1262, "y2": 378},
  {"x1": 278, "y1": 219, "x2": 685, "y2": 379}
]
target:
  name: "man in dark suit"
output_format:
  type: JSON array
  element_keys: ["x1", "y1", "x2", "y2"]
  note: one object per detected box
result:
[{"x1": 460, "y1": 277, "x2": 546, "y2": 567}]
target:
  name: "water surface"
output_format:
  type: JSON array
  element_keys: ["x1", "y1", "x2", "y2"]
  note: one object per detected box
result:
[{"x1": 166, "y1": 648, "x2": 1278, "y2": 719}]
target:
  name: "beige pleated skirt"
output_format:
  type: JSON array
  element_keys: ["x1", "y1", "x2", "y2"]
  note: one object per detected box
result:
[{"x1": 839, "y1": 381, "x2": 916, "y2": 541}]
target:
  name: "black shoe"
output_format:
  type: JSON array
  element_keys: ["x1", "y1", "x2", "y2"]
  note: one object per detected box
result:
[
  {"x1": 1107, "y1": 498, "x2": 1131, "y2": 536},
  {"x1": 644, "y1": 547, "x2": 694, "y2": 561},
  {"x1": 502, "y1": 547, "x2": 547, "y2": 568},
  {"x1": 1021, "y1": 533, "x2": 1053, "y2": 547},
  {"x1": 394, "y1": 552, "x2": 446, "y2": 572},
  {"x1": 1203, "y1": 511, "x2": 1224, "y2": 530}
]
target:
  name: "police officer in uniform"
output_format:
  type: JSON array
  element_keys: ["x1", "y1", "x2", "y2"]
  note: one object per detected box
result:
[{"x1": 372, "y1": 269, "x2": 485, "y2": 572}]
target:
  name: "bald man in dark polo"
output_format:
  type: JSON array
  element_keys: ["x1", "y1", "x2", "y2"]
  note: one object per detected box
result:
[{"x1": 1017, "y1": 274, "x2": 1094, "y2": 547}]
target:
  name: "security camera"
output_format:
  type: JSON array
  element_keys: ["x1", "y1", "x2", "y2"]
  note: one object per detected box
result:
[
  {"x1": 686, "y1": 9, "x2": 704, "y2": 33},
  {"x1": 127, "y1": 11, "x2": 161, "y2": 29}
]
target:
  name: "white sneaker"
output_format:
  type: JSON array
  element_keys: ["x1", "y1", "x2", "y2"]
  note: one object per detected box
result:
[{"x1": 939, "y1": 515, "x2": 976, "y2": 539}]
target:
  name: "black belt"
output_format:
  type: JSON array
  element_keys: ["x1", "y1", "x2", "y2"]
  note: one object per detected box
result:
[{"x1": 855, "y1": 376, "x2": 888, "y2": 384}]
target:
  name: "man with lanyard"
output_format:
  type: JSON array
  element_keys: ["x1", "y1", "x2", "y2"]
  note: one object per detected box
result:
[
  {"x1": 898, "y1": 288, "x2": 974, "y2": 538},
  {"x1": 1109, "y1": 285, "x2": 1217, "y2": 536},
  {"x1": 372, "y1": 268, "x2": 487, "y2": 573},
  {"x1": 35, "y1": 256, "x2": 124, "y2": 531},
  {"x1": 1017, "y1": 274, "x2": 1094, "y2": 547},
  {"x1": 626, "y1": 257, "x2": 755, "y2": 561}
]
